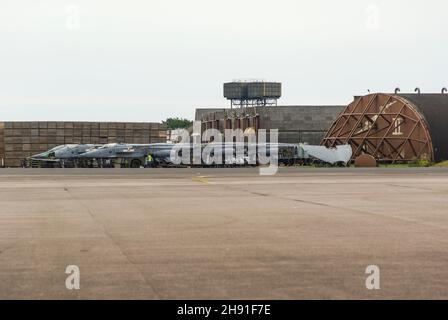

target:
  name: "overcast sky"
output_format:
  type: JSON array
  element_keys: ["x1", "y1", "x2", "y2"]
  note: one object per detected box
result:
[{"x1": 0, "y1": 0, "x2": 447, "y2": 122}]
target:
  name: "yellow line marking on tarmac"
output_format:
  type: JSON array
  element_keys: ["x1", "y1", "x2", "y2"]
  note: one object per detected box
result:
[{"x1": 191, "y1": 176, "x2": 213, "y2": 185}]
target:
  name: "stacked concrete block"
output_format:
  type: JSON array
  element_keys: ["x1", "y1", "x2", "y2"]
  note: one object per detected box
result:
[
  {"x1": 259, "y1": 105, "x2": 345, "y2": 145},
  {"x1": 0, "y1": 122, "x2": 167, "y2": 167}
]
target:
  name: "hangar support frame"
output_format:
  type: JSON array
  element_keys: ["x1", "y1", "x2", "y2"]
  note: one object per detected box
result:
[{"x1": 322, "y1": 93, "x2": 434, "y2": 163}]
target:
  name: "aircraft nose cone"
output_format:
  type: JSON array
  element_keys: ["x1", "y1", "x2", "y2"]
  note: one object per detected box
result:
[{"x1": 30, "y1": 152, "x2": 50, "y2": 159}]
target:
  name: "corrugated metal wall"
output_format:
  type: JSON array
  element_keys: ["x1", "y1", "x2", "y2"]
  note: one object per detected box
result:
[
  {"x1": 247, "y1": 82, "x2": 281, "y2": 99},
  {"x1": 224, "y1": 82, "x2": 282, "y2": 100},
  {"x1": 0, "y1": 122, "x2": 167, "y2": 167}
]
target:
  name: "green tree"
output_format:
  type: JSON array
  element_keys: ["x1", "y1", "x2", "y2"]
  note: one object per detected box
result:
[{"x1": 164, "y1": 117, "x2": 193, "y2": 130}]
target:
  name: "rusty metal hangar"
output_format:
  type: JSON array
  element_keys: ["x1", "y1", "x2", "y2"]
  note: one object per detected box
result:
[{"x1": 322, "y1": 93, "x2": 448, "y2": 163}]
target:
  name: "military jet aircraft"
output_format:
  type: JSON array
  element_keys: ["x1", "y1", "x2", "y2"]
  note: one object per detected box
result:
[
  {"x1": 76, "y1": 143, "x2": 187, "y2": 167},
  {"x1": 31, "y1": 144, "x2": 99, "y2": 160},
  {"x1": 76, "y1": 143, "x2": 151, "y2": 167},
  {"x1": 72, "y1": 142, "x2": 306, "y2": 167},
  {"x1": 26, "y1": 142, "x2": 308, "y2": 168},
  {"x1": 26, "y1": 144, "x2": 101, "y2": 168}
]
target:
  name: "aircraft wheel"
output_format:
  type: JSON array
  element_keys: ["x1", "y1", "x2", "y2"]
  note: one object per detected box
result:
[{"x1": 130, "y1": 159, "x2": 141, "y2": 168}]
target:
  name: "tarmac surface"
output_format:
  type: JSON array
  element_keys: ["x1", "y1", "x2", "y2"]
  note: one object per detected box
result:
[{"x1": 0, "y1": 167, "x2": 448, "y2": 299}]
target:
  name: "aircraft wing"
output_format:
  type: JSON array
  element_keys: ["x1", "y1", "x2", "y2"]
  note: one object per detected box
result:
[{"x1": 301, "y1": 144, "x2": 353, "y2": 165}]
